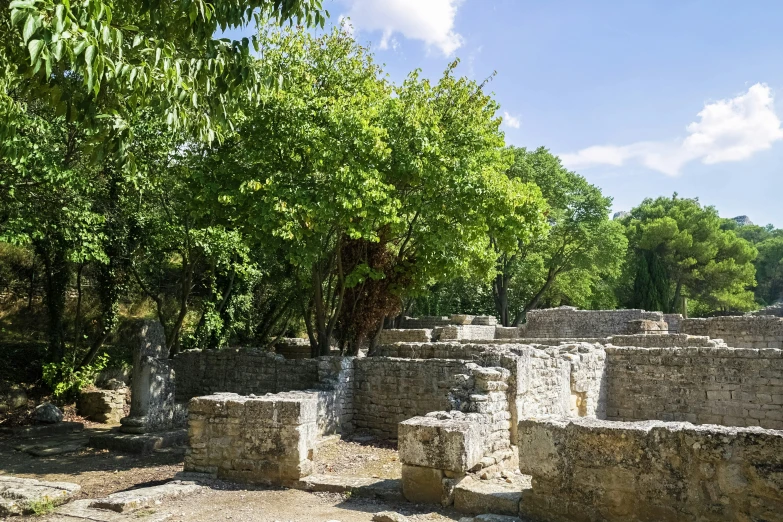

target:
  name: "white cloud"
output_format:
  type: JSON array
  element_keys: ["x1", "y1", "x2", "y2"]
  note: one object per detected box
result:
[
  {"x1": 561, "y1": 83, "x2": 783, "y2": 176},
  {"x1": 341, "y1": 0, "x2": 464, "y2": 56},
  {"x1": 503, "y1": 111, "x2": 521, "y2": 129}
]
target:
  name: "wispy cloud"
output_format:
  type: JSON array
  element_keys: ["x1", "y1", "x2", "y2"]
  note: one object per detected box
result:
[
  {"x1": 341, "y1": 0, "x2": 464, "y2": 56},
  {"x1": 503, "y1": 111, "x2": 521, "y2": 129},
  {"x1": 561, "y1": 83, "x2": 783, "y2": 176}
]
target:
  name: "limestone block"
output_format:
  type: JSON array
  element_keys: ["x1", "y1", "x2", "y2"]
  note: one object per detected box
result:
[
  {"x1": 399, "y1": 415, "x2": 485, "y2": 472},
  {"x1": 453, "y1": 477, "x2": 523, "y2": 516},
  {"x1": 378, "y1": 329, "x2": 432, "y2": 343},
  {"x1": 401, "y1": 464, "x2": 446, "y2": 504},
  {"x1": 0, "y1": 476, "x2": 81, "y2": 516}
]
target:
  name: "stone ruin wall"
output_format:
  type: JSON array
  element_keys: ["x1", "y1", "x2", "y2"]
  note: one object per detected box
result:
[
  {"x1": 604, "y1": 345, "x2": 783, "y2": 430},
  {"x1": 517, "y1": 417, "x2": 783, "y2": 522},
  {"x1": 680, "y1": 315, "x2": 783, "y2": 348},
  {"x1": 519, "y1": 307, "x2": 669, "y2": 338}
]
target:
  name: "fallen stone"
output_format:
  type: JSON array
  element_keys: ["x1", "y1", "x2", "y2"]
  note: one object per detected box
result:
[
  {"x1": 0, "y1": 385, "x2": 27, "y2": 412},
  {"x1": 54, "y1": 499, "x2": 171, "y2": 521},
  {"x1": 17, "y1": 440, "x2": 88, "y2": 457},
  {"x1": 459, "y1": 515, "x2": 523, "y2": 522},
  {"x1": 401, "y1": 465, "x2": 445, "y2": 505},
  {"x1": 372, "y1": 511, "x2": 409, "y2": 522},
  {"x1": 454, "y1": 476, "x2": 525, "y2": 516},
  {"x1": 88, "y1": 429, "x2": 187, "y2": 454},
  {"x1": 89, "y1": 481, "x2": 203, "y2": 513},
  {"x1": 34, "y1": 402, "x2": 63, "y2": 423},
  {"x1": 3, "y1": 421, "x2": 83, "y2": 437},
  {"x1": 0, "y1": 475, "x2": 81, "y2": 516},
  {"x1": 291, "y1": 474, "x2": 402, "y2": 501}
]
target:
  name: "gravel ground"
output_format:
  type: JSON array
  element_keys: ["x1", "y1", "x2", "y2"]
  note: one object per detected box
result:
[
  {"x1": 314, "y1": 435, "x2": 401, "y2": 479},
  {"x1": 154, "y1": 488, "x2": 463, "y2": 522}
]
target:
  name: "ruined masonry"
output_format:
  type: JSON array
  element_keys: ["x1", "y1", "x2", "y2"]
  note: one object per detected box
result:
[{"x1": 121, "y1": 308, "x2": 783, "y2": 521}]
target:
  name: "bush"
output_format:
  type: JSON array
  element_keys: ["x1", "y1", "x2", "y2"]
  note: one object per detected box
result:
[{"x1": 42, "y1": 353, "x2": 109, "y2": 401}]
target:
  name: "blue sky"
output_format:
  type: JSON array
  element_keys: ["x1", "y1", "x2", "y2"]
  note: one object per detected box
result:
[{"x1": 233, "y1": 0, "x2": 783, "y2": 227}]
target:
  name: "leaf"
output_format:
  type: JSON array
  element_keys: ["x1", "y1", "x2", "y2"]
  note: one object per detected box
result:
[
  {"x1": 54, "y1": 4, "x2": 65, "y2": 32},
  {"x1": 85, "y1": 45, "x2": 96, "y2": 68},
  {"x1": 28, "y1": 39, "x2": 44, "y2": 65},
  {"x1": 10, "y1": 8, "x2": 27, "y2": 26},
  {"x1": 133, "y1": 34, "x2": 142, "y2": 47},
  {"x1": 23, "y1": 13, "x2": 38, "y2": 43}
]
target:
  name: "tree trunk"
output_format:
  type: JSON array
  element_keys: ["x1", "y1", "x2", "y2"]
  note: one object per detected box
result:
[
  {"x1": 74, "y1": 263, "x2": 84, "y2": 349},
  {"x1": 492, "y1": 272, "x2": 510, "y2": 327},
  {"x1": 41, "y1": 246, "x2": 69, "y2": 362},
  {"x1": 669, "y1": 280, "x2": 683, "y2": 314},
  {"x1": 513, "y1": 270, "x2": 557, "y2": 327}
]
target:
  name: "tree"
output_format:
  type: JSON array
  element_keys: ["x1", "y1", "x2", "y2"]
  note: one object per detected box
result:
[
  {"x1": 2, "y1": 0, "x2": 327, "y2": 145},
  {"x1": 623, "y1": 195, "x2": 757, "y2": 314},
  {"x1": 492, "y1": 147, "x2": 626, "y2": 326}
]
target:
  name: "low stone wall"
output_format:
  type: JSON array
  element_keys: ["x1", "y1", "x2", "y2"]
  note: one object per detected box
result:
[
  {"x1": 605, "y1": 346, "x2": 783, "y2": 429},
  {"x1": 680, "y1": 316, "x2": 783, "y2": 348},
  {"x1": 353, "y1": 357, "x2": 470, "y2": 438},
  {"x1": 399, "y1": 316, "x2": 453, "y2": 329},
  {"x1": 274, "y1": 338, "x2": 311, "y2": 359},
  {"x1": 378, "y1": 329, "x2": 433, "y2": 344},
  {"x1": 520, "y1": 307, "x2": 667, "y2": 338},
  {"x1": 434, "y1": 325, "x2": 496, "y2": 341},
  {"x1": 607, "y1": 333, "x2": 726, "y2": 348},
  {"x1": 173, "y1": 349, "x2": 319, "y2": 402},
  {"x1": 78, "y1": 388, "x2": 126, "y2": 424},
  {"x1": 517, "y1": 417, "x2": 783, "y2": 522},
  {"x1": 184, "y1": 392, "x2": 318, "y2": 485}
]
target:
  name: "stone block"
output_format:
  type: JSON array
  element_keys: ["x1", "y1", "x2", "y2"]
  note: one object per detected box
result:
[
  {"x1": 453, "y1": 477, "x2": 523, "y2": 516},
  {"x1": 399, "y1": 416, "x2": 485, "y2": 472},
  {"x1": 401, "y1": 464, "x2": 445, "y2": 504}
]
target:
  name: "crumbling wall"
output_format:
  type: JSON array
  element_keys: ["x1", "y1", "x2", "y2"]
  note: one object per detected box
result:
[
  {"x1": 607, "y1": 333, "x2": 726, "y2": 348},
  {"x1": 274, "y1": 338, "x2": 311, "y2": 359},
  {"x1": 520, "y1": 307, "x2": 666, "y2": 338},
  {"x1": 605, "y1": 346, "x2": 783, "y2": 429},
  {"x1": 517, "y1": 417, "x2": 783, "y2": 522},
  {"x1": 353, "y1": 357, "x2": 470, "y2": 438},
  {"x1": 398, "y1": 364, "x2": 512, "y2": 506},
  {"x1": 172, "y1": 349, "x2": 319, "y2": 402},
  {"x1": 185, "y1": 392, "x2": 318, "y2": 485},
  {"x1": 680, "y1": 316, "x2": 783, "y2": 348},
  {"x1": 78, "y1": 388, "x2": 126, "y2": 424}
]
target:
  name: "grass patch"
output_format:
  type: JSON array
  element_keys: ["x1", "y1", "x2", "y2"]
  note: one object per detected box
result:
[{"x1": 27, "y1": 497, "x2": 57, "y2": 516}]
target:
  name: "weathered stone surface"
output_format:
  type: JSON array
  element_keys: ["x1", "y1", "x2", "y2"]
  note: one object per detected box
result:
[
  {"x1": 2, "y1": 421, "x2": 83, "y2": 437},
  {"x1": 604, "y1": 345, "x2": 783, "y2": 430},
  {"x1": 292, "y1": 474, "x2": 402, "y2": 500},
  {"x1": 453, "y1": 477, "x2": 524, "y2": 516},
  {"x1": 120, "y1": 319, "x2": 185, "y2": 434},
  {"x1": 401, "y1": 465, "x2": 446, "y2": 504},
  {"x1": 399, "y1": 416, "x2": 485, "y2": 472},
  {"x1": 89, "y1": 429, "x2": 187, "y2": 454},
  {"x1": 0, "y1": 385, "x2": 27, "y2": 413},
  {"x1": 519, "y1": 307, "x2": 667, "y2": 338},
  {"x1": 378, "y1": 329, "x2": 433, "y2": 344},
  {"x1": 517, "y1": 417, "x2": 783, "y2": 522},
  {"x1": 681, "y1": 315, "x2": 783, "y2": 349},
  {"x1": 373, "y1": 511, "x2": 409, "y2": 522},
  {"x1": 184, "y1": 392, "x2": 319, "y2": 485},
  {"x1": 54, "y1": 499, "x2": 172, "y2": 521},
  {"x1": 79, "y1": 388, "x2": 126, "y2": 424},
  {"x1": 33, "y1": 402, "x2": 63, "y2": 423},
  {"x1": 458, "y1": 515, "x2": 523, "y2": 522},
  {"x1": 89, "y1": 481, "x2": 203, "y2": 512},
  {"x1": 0, "y1": 476, "x2": 81, "y2": 516}
]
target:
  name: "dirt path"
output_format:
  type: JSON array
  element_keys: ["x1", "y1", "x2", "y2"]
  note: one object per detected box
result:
[{"x1": 155, "y1": 488, "x2": 462, "y2": 522}]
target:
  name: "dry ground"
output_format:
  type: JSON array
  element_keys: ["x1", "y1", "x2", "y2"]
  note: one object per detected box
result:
[{"x1": 2, "y1": 430, "x2": 464, "y2": 521}]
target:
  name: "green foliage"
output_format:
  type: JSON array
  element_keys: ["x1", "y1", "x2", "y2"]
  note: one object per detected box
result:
[
  {"x1": 42, "y1": 352, "x2": 108, "y2": 400},
  {"x1": 27, "y1": 496, "x2": 57, "y2": 516},
  {"x1": 492, "y1": 147, "x2": 626, "y2": 325},
  {"x1": 623, "y1": 195, "x2": 758, "y2": 313}
]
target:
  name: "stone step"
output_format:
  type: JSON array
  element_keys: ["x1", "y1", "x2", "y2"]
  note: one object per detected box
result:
[
  {"x1": 88, "y1": 481, "x2": 203, "y2": 512},
  {"x1": 0, "y1": 421, "x2": 84, "y2": 438},
  {"x1": 0, "y1": 475, "x2": 81, "y2": 516},
  {"x1": 53, "y1": 499, "x2": 171, "y2": 521},
  {"x1": 88, "y1": 429, "x2": 187, "y2": 454},
  {"x1": 291, "y1": 474, "x2": 403, "y2": 501},
  {"x1": 453, "y1": 476, "x2": 531, "y2": 517}
]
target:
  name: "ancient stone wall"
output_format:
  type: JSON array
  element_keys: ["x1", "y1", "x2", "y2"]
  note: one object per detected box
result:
[
  {"x1": 172, "y1": 349, "x2": 319, "y2": 402},
  {"x1": 352, "y1": 357, "x2": 470, "y2": 438},
  {"x1": 605, "y1": 346, "x2": 783, "y2": 429},
  {"x1": 78, "y1": 388, "x2": 126, "y2": 424},
  {"x1": 377, "y1": 329, "x2": 433, "y2": 344},
  {"x1": 517, "y1": 417, "x2": 783, "y2": 522},
  {"x1": 680, "y1": 316, "x2": 783, "y2": 348},
  {"x1": 607, "y1": 333, "x2": 726, "y2": 348},
  {"x1": 520, "y1": 307, "x2": 667, "y2": 338},
  {"x1": 184, "y1": 392, "x2": 318, "y2": 485},
  {"x1": 399, "y1": 316, "x2": 453, "y2": 329},
  {"x1": 274, "y1": 338, "x2": 311, "y2": 359}
]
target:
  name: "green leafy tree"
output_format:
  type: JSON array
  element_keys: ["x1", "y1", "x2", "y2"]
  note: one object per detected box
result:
[
  {"x1": 493, "y1": 147, "x2": 626, "y2": 326},
  {"x1": 623, "y1": 195, "x2": 757, "y2": 313}
]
